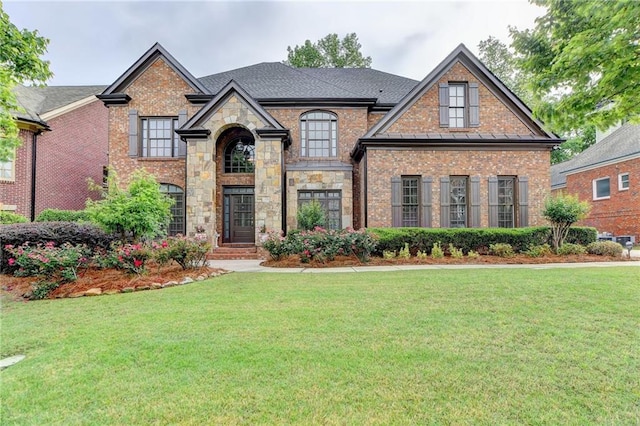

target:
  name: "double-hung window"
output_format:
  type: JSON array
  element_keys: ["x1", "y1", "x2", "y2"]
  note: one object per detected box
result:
[
  {"x1": 300, "y1": 111, "x2": 337, "y2": 157},
  {"x1": 450, "y1": 176, "x2": 468, "y2": 227},
  {"x1": 448, "y1": 84, "x2": 466, "y2": 128},
  {"x1": 593, "y1": 177, "x2": 610, "y2": 200},
  {"x1": 141, "y1": 117, "x2": 180, "y2": 158},
  {"x1": 497, "y1": 176, "x2": 516, "y2": 228},
  {"x1": 401, "y1": 176, "x2": 420, "y2": 227},
  {"x1": 0, "y1": 156, "x2": 14, "y2": 181},
  {"x1": 619, "y1": 173, "x2": 629, "y2": 191}
]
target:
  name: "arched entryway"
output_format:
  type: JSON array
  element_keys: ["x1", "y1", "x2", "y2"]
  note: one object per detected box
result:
[{"x1": 216, "y1": 127, "x2": 256, "y2": 244}]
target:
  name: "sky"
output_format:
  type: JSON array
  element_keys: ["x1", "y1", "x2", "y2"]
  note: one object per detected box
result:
[{"x1": 4, "y1": 0, "x2": 545, "y2": 86}]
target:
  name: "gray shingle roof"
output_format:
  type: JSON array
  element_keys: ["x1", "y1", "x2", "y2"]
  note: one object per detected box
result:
[
  {"x1": 198, "y1": 63, "x2": 418, "y2": 103},
  {"x1": 551, "y1": 123, "x2": 640, "y2": 188},
  {"x1": 12, "y1": 85, "x2": 106, "y2": 125}
]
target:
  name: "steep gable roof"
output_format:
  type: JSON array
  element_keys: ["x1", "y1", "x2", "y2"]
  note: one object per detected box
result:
[
  {"x1": 100, "y1": 42, "x2": 208, "y2": 97},
  {"x1": 178, "y1": 80, "x2": 286, "y2": 139},
  {"x1": 363, "y1": 43, "x2": 557, "y2": 139}
]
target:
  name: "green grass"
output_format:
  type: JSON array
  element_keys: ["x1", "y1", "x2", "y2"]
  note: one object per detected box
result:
[{"x1": 1, "y1": 267, "x2": 639, "y2": 424}]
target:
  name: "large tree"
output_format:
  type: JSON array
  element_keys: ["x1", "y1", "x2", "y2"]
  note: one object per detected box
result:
[
  {"x1": 285, "y1": 33, "x2": 372, "y2": 68},
  {"x1": 478, "y1": 36, "x2": 595, "y2": 164},
  {"x1": 0, "y1": 2, "x2": 53, "y2": 161},
  {"x1": 510, "y1": 0, "x2": 640, "y2": 132}
]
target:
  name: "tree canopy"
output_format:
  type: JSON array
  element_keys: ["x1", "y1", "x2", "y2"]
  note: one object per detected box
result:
[
  {"x1": 510, "y1": 0, "x2": 640, "y2": 132},
  {"x1": 285, "y1": 33, "x2": 372, "y2": 68},
  {"x1": 0, "y1": 3, "x2": 53, "y2": 162}
]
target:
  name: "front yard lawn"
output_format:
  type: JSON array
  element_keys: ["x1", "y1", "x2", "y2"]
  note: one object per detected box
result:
[{"x1": 1, "y1": 267, "x2": 639, "y2": 424}]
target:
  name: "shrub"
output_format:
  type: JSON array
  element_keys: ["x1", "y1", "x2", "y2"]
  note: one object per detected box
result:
[
  {"x1": 467, "y1": 250, "x2": 480, "y2": 259},
  {"x1": 86, "y1": 169, "x2": 173, "y2": 242},
  {"x1": 398, "y1": 243, "x2": 411, "y2": 259},
  {"x1": 448, "y1": 244, "x2": 464, "y2": 259},
  {"x1": 0, "y1": 211, "x2": 28, "y2": 224},
  {"x1": 158, "y1": 235, "x2": 211, "y2": 270},
  {"x1": 5, "y1": 242, "x2": 92, "y2": 299},
  {"x1": 262, "y1": 227, "x2": 377, "y2": 263},
  {"x1": 416, "y1": 250, "x2": 428, "y2": 259},
  {"x1": 523, "y1": 243, "x2": 553, "y2": 258},
  {"x1": 35, "y1": 209, "x2": 90, "y2": 222},
  {"x1": 382, "y1": 250, "x2": 397, "y2": 259},
  {"x1": 109, "y1": 242, "x2": 151, "y2": 274},
  {"x1": 543, "y1": 194, "x2": 590, "y2": 252},
  {"x1": 565, "y1": 227, "x2": 598, "y2": 245},
  {"x1": 0, "y1": 222, "x2": 116, "y2": 273},
  {"x1": 557, "y1": 243, "x2": 587, "y2": 256},
  {"x1": 586, "y1": 241, "x2": 623, "y2": 257},
  {"x1": 296, "y1": 200, "x2": 326, "y2": 231},
  {"x1": 431, "y1": 242, "x2": 444, "y2": 259},
  {"x1": 490, "y1": 243, "x2": 515, "y2": 258}
]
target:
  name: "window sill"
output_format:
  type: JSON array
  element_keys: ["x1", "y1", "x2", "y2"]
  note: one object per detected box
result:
[
  {"x1": 618, "y1": 187, "x2": 629, "y2": 192},
  {"x1": 593, "y1": 196, "x2": 610, "y2": 201},
  {"x1": 135, "y1": 157, "x2": 186, "y2": 161},
  {"x1": 0, "y1": 178, "x2": 15, "y2": 183}
]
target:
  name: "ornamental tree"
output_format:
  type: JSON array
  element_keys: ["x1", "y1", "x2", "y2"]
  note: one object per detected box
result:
[{"x1": 542, "y1": 194, "x2": 591, "y2": 252}]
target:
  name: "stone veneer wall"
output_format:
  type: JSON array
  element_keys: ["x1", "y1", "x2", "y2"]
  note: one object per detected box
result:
[
  {"x1": 255, "y1": 139, "x2": 283, "y2": 235},
  {"x1": 365, "y1": 148, "x2": 551, "y2": 228},
  {"x1": 285, "y1": 170, "x2": 352, "y2": 230},
  {"x1": 185, "y1": 138, "x2": 216, "y2": 245}
]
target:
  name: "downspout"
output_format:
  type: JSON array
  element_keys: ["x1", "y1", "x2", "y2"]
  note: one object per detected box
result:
[
  {"x1": 30, "y1": 130, "x2": 42, "y2": 221},
  {"x1": 363, "y1": 150, "x2": 368, "y2": 228},
  {"x1": 281, "y1": 139, "x2": 287, "y2": 234}
]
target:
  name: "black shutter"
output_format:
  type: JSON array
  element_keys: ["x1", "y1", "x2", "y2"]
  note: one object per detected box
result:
[
  {"x1": 469, "y1": 83, "x2": 479, "y2": 127},
  {"x1": 128, "y1": 109, "x2": 138, "y2": 157},
  {"x1": 391, "y1": 177, "x2": 402, "y2": 227},
  {"x1": 440, "y1": 177, "x2": 450, "y2": 228},
  {"x1": 488, "y1": 176, "x2": 498, "y2": 227},
  {"x1": 178, "y1": 109, "x2": 187, "y2": 157},
  {"x1": 518, "y1": 176, "x2": 529, "y2": 227},
  {"x1": 470, "y1": 176, "x2": 481, "y2": 227},
  {"x1": 439, "y1": 83, "x2": 449, "y2": 127},
  {"x1": 421, "y1": 177, "x2": 432, "y2": 228}
]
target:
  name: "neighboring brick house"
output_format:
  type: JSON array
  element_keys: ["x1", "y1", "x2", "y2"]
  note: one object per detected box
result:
[
  {"x1": 551, "y1": 123, "x2": 639, "y2": 243},
  {"x1": 98, "y1": 43, "x2": 561, "y2": 248},
  {"x1": 1, "y1": 85, "x2": 108, "y2": 220}
]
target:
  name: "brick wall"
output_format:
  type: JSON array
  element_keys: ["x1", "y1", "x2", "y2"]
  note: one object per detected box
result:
[
  {"x1": 365, "y1": 148, "x2": 550, "y2": 228},
  {"x1": 0, "y1": 129, "x2": 33, "y2": 216},
  {"x1": 387, "y1": 61, "x2": 534, "y2": 135},
  {"x1": 34, "y1": 100, "x2": 108, "y2": 215},
  {"x1": 566, "y1": 157, "x2": 640, "y2": 241},
  {"x1": 107, "y1": 57, "x2": 200, "y2": 190}
]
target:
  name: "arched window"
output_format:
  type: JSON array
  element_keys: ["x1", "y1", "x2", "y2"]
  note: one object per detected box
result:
[
  {"x1": 224, "y1": 137, "x2": 255, "y2": 173},
  {"x1": 300, "y1": 111, "x2": 337, "y2": 157},
  {"x1": 159, "y1": 184, "x2": 184, "y2": 236}
]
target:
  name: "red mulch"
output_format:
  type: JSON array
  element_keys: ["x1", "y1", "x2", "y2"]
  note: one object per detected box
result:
[{"x1": 1, "y1": 263, "x2": 227, "y2": 301}]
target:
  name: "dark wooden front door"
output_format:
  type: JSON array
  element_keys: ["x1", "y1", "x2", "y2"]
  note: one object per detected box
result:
[{"x1": 223, "y1": 187, "x2": 255, "y2": 243}]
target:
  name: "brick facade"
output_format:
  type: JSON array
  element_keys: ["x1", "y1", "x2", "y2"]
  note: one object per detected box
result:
[
  {"x1": 565, "y1": 158, "x2": 640, "y2": 242},
  {"x1": 0, "y1": 129, "x2": 34, "y2": 216}
]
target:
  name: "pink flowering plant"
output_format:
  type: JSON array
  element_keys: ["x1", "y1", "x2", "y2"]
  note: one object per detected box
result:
[
  {"x1": 5, "y1": 242, "x2": 92, "y2": 299},
  {"x1": 154, "y1": 235, "x2": 211, "y2": 270},
  {"x1": 109, "y1": 242, "x2": 151, "y2": 275}
]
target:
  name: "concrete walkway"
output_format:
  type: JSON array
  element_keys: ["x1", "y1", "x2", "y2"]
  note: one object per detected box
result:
[{"x1": 210, "y1": 250, "x2": 640, "y2": 273}]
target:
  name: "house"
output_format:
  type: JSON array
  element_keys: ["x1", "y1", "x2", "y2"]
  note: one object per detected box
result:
[
  {"x1": 551, "y1": 122, "x2": 639, "y2": 243},
  {"x1": 0, "y1": 85, "x2": 108, "y2": 220},
  {"x1": 97, "y1": 42, "x2": 561, "y2": 248}
]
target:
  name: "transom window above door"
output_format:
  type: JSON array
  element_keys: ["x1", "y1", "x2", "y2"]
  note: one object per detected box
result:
[
  {"x1": 300, "y1": 111, "x2": 338, "y2": 157},
  {"x1": 224, "y1": 137, "x2": 255, "y2": 173}
]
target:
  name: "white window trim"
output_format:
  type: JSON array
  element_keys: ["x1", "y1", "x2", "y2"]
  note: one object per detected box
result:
[
  {"x1": 0, "y1": 148, "x2": 16, "y2": 182},
  {"x1": 618, "y1": 173, "x2": 629, "y2": 191},
  {"x1": 593, "y1": 177, "x2": 611, "y2": 200}
]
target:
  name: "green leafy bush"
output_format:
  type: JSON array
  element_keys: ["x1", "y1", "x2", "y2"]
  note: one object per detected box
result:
[
  {"x1": 86, "y1": 169, "x2": 173, "y2": 242},
  {"x1": 109, "y1": 242, "x2": 151, "y2": 275},
  {"x1": 416, "y1": 250, "x2": 428, "y2": 259},
  {"x1": 0, "y1": 222, "x2": 115, "y2": 273},
  {"x1": 448, "y1": 244, "x2": 464, "y2": 259},
  {"x1": 382, "y1": 250, "x2": 396, "y2": 259},
  {"x1": 557, "y1": 243, "x2": 587, "y2": 256},
  {"x1": 490, "y1": 243, "x2": 515, "y2": 258},
  {"x1": 154, "y1": 235, "x2": 211, "y2": 270},
  {"x1": 467, "y1": 250, "x2": 480, "y2": 259},
  {"x1": 523, "y1": 243, "x2": 553, "y2": 258},
  {"x1": 586, "y1": 241, "x2": 623, "y2": 257},
  {"x1": 5, "y1": 242, "x2": 91, "y2": 299},
  {"x1": 262, "y1": 227, "x2": 377, "y2": 263},
  {"x1": 431, "y1": 242, "x2": 444, "y2": 259},
  {"x1": 296, "y1": 200, "x2": 326, "y2": 231},
  {"x1": 35, "y1": 209, "x2": 90, "y2": 222},
  {"x1": 398, "y1": 243, "x2": 411, "y2": 259},
  {"x1": 543, "y1": 194, "x2": 591, "y2": 251},
  {"x1": 0, "y1": 211, "x2": 28, "y2": 224}
]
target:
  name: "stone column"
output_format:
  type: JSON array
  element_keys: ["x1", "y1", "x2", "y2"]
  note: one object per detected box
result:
[
  {"x1": 254, "y1": 136, "x2": 283, "y2": 241},
  {"x1": 185, "y1": 137, "x2": 216, "y2": 247}
]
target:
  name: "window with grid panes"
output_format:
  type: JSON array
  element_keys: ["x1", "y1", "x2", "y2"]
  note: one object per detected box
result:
[
  {"x1": 450, "y1": 176, "x2": 468, "y2": 227},
  {"x1": 300, "y1": 111, "x2": 337, "y2": 157},
  {"x1": 160, "y1": 184, "x2": 184, "y2": 236},
  {"x1": 401, "y1": 176, "x2": 419, "y2": 227},
  {"x1": 298, "y1": 190, "x2": 341, "y2": 229},
  {"x1": 497, "y1": 177, "x2": 515, "y2": 227},
  {"x1": 141, "y1": 117, "x2": 180, "y2": 157},
  {"x1": 224, "y1": 137, "x2": 255, "y2": 173},
  {"x1": 448, "y1": 84, "x2": 465, "y2": 128}
]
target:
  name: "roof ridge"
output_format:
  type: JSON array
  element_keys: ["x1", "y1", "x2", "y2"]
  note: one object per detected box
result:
[{"x1": 291, "y1": 67, "x2": 364, "y2": 97}]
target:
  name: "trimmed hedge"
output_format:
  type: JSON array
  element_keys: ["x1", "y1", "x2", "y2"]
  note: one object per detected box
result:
[
  {"x1": 0, "y1": 222, "x2": 116, "y2": 273},
  {"x1": 0, "y1": 211, "x2": 28, "y2": 224},
  {"x1": 35, "y1": 209, "x2": 91, "y2": 223},
  {"x1": 369, "y1": 226, "x2": 597, "y2": 256}
]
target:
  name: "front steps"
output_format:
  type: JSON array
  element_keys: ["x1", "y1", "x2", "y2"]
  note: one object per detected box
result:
[{"x1": 208, "y1": 244, "x2": 263, "y2": 260}]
